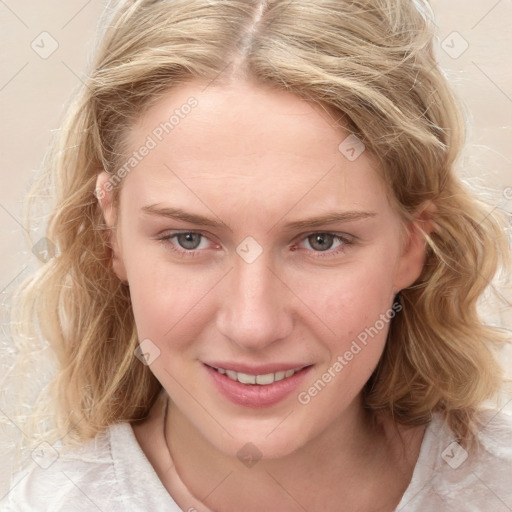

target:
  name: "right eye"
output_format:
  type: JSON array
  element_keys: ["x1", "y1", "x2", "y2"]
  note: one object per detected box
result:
[{"x1": 157, "y1": 231, "x2": 219, "y2": 256}]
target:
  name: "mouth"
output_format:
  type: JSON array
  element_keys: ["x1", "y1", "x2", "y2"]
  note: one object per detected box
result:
[
  {"x1": 207, "y1": 365, "x2": 307, "y2": 385},
  {"x1": 203, "y1": 362, "x2": 313, "y2": 408}
]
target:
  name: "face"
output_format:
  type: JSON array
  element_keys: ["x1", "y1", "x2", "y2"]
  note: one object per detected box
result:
[{"x1": 97, "y1": 80, "x2": 429, "y2": 460}]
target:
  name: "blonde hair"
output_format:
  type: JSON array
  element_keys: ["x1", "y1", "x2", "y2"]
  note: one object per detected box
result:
[{"x1": 9, "y1": 0, "x2": 511, "y2": 448}]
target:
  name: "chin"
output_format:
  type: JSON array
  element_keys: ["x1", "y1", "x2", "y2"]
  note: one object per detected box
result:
[{"x1": 209, "y1": 422, "x2": 313, "y2": 463}]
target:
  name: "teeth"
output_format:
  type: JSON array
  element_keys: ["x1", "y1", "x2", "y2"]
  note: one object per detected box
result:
[
  {"x1": 274, "y1": 371, "x2": 286, "y2": 382},
  {"x1": 215, "y1": 367, "x2": 303, "y2": 385},
  {"x1": 256, "y1": 373, "x2": 274, "y2": 385},
  {"x1": 226, "y1": 370, "x2": 238, "y2": 381},
  {"x1": 238, "y1": 373, "x2": 256, "y2": 385}
]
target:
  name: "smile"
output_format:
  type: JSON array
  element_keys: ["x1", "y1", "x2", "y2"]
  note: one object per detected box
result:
[
  {"x1": 204, "y1": 363, "x2": 313, "y2": 408},
  {"x1": 211, "y1": 366, "x2": 305, "y2": 385}
]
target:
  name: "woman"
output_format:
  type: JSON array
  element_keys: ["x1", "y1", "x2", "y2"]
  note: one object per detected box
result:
[{"x1": 4, "y1": 0, "x2": 511, "y2": 510}]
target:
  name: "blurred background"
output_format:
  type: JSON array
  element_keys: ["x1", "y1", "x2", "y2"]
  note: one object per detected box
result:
[{"x1": 0, "y1": 0, "x2": 511, "y2": 499}]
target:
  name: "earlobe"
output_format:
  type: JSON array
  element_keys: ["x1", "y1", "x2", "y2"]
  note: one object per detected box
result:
[
  {"x1": 394, "y1": 201, "x2": 436, "y2": 293},
  {"x1": 95, "y1": 171, "x2": 129, "y2": 283}
]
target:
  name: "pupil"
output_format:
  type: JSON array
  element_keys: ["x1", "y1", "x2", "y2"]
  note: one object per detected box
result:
[
  {"x1": 178, "y1": 233, "x2": 200, "y2": 250},
  {"x1": 309, "y1": 233, "x2": 333, "y2": 251}
]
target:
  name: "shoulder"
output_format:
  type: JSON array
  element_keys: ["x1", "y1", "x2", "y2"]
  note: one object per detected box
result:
[
  {"x1": 1, "y1": 421, "x2": 179, "y2": 512},
  {"x1": 1, "y1": 424, "x2": 126, "y2": 512},
  {"x1": 397, "y1": 409, "x2": 512, "y2": 511}
]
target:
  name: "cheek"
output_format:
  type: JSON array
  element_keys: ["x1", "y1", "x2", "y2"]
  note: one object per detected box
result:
[
  {"x1": 293, "y1": 249, "x2": 399, "y2": 405},
  {"x1": 295, "y1": 265, "x2": 397, "y2": 426},
  {"x1": 299, "y1": 254, "x2": 398, "y2": 339},
  {"x1": 122, "y1": 244, "x2": 214, "y2": 349}
]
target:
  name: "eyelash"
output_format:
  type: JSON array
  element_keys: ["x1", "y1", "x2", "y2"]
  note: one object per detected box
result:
[{"x1": 156, "y1": 231, "x2": 354, "y2": 259}]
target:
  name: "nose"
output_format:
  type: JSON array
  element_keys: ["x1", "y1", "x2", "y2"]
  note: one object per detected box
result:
[{"x1": 216, "y1": 254, "x2": 294, "y2": 352}]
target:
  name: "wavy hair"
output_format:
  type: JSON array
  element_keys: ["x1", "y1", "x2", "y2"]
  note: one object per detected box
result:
[{"x1": 9, "y1": 0, "x2": 511, "y2": 448}]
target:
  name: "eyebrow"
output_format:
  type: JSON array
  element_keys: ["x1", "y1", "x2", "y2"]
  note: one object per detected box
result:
[
  {"x1": 277, "y1": 210, "x2": 377, "y2": 231},
  {"x1": 141, "y1": 204, "x2": 225, "y2": 228},
  {"x1": 141, "y1": 204, "x2": 377, "y2": 230}
]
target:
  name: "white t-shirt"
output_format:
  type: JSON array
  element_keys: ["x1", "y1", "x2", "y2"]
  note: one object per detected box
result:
[{"x1": 2, "y1": 408, "x2": 511, "y2": 511}]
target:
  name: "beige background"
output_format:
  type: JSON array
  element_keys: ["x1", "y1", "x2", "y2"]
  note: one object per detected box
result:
[{"x1": 0, "y1": 0, "x2": 511, "y2": 494}]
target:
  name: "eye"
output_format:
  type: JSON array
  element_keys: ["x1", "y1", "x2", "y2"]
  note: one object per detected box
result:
[
  {"x1": 305, "y1": 233, "x2": 338, "y2": 251},
  {"x1": 173, "y1": 232, "x2": 204, "y2": 250},
  {"x1": 157, "y1": 231, "x2": 215, "y2": 256},
  {"x1": 296, "y1": 232, "x2": 353, "y2": 256}
]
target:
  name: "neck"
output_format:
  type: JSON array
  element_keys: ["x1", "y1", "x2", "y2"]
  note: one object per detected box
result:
[{"x1": 163, "y1": 394, "x2": 421, "y2": 512}]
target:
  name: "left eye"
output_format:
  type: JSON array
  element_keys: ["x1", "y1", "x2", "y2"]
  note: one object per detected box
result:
[{"x1": 300, "y1": 233, "x2": 349, "y2": 252}]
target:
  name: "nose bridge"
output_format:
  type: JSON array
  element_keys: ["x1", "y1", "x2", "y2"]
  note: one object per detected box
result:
[{"x1": 216, "y1": 251, "x2": 292, "y2": 350}]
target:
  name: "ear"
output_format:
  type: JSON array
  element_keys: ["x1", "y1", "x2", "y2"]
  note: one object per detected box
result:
[
  {"x1": 393, "y1": 201, "x2": 436, "y2": 293},
  {"x1": 95, "y1": 171, "x2": 129, "y2": 283}
]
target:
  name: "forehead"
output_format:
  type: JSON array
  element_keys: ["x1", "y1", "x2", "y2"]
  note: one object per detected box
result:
[{"x1": 120, "y1": 80, "x2": 390, "y2": 216}]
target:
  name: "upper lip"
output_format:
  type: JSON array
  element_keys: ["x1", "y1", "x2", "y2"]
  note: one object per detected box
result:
[{"x1": 204, "y1": 362, "x2": 312, "y2": 375}]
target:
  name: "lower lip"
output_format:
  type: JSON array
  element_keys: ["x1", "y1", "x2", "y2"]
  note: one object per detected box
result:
[{"x1": 204, "y1": 364, "x2": 312, "y2": 408}]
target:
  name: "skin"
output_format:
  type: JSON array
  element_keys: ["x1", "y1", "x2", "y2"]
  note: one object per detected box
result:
[{"x1": 96, "y1": 79, "x2": 433, "y2": 511}]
